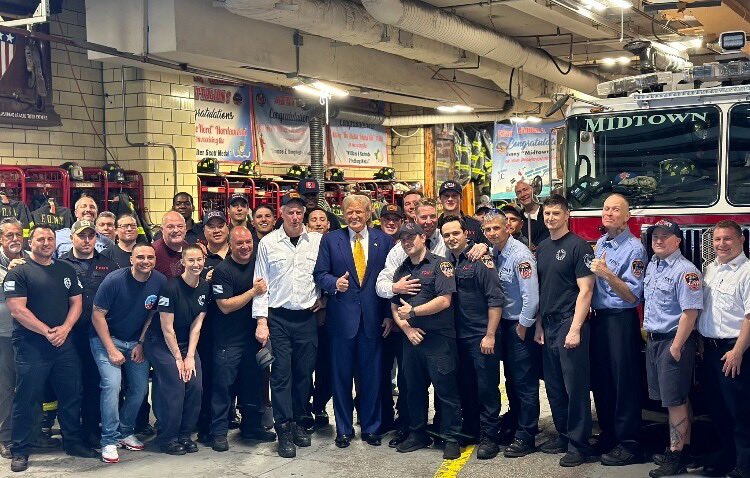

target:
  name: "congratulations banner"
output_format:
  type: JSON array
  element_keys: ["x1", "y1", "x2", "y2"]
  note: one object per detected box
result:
[
  {"x1": 252, "y1": 87, "x2": 316, "y2": 165},
  {"x1": 329, "y1": 120, "x2": 387, "y2": 168},
  {"x1": 491, "y1": 121, "x2": 563, "y2": 201},
  {"x1": 194, "y1": 78, "x2": 253, "y2": 162}
]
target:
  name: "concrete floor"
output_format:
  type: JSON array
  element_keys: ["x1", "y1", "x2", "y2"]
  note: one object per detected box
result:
[{"x1": 0, "y1": 382, "x2": 716, "y2": 478}]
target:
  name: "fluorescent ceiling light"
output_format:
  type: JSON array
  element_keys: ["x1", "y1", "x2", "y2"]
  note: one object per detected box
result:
[
  {"x1": 601, "y1": 57, "x2": 617, "y2": 66},
  {"x1": 526, "y1": 116, "x2": 543, "y2": 123},
  {"x1": 293, "y1": 81, "x2": 349, "y2": 98},
  {"x1": 292, "y1": 84, "x2": 322, "y2": 97},
  {"x1": 510, "y1": 117, "x2": 528, "y2": 124},
  {"x1": 608, "y1": 0, "x2": 632, "y2": 8},
  {"x1": 436, "y1": 104, "x2": 474, "y2": 113},
  {"x1": 581, "y1": 0, "x2": 607, "y2": 12}
]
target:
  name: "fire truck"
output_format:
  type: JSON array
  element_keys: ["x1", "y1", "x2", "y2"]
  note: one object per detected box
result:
[{"x1": 552, "y1": 33, "x2": 750, "y2": 270}]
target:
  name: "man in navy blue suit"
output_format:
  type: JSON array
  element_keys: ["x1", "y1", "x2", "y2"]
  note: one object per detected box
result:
[{"x1": 313, "y1": 194, "x2": 394, "y2": 449}]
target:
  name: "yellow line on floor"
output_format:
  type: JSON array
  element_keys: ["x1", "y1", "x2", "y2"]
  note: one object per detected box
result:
[{"x1": 433, "y1": 445, "x2": 475, "y2": 478}]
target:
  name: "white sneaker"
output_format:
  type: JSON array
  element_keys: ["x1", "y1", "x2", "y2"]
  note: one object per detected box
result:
[
  {"x1": 101, "y1": 444, "x2": 119, "y2": 463},
  {"x1": 119, "y1": 434, "x2": 144, "y2": 451}
]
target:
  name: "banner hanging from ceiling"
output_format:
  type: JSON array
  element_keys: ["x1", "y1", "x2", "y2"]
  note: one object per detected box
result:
[
  {"x1": 194, "y1": 77, "x2": 253, "y2": 163},
  {"x1": 252, "y1": 86, "x2": 316, "y2": 165},
  {"x1": 329, "y1": 99, "x2": 387, "y2": 168},
  {"x1": 491, "y1": 121, "x2": 563, "y2": 201}
]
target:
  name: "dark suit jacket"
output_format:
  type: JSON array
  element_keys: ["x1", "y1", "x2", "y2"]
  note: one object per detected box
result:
[{"x1": 313, "y1": 226, "x2": 394, "y2": 339}]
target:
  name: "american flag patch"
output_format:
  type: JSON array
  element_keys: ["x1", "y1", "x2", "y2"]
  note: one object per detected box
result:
[
  {"x1": 213, "y1": 285, "x2": 223, "y2": 294},
  {"x1": 158, "y1": 297, "x2": 169, "y2": 307}
]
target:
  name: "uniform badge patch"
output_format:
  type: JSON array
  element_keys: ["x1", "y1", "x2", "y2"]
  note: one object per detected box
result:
[
  {"x1": 3, "y1": 281, "x2": 14, "y2": 292},
  {"x1": 198, "y1": 295, "x2": 206, "y2": 306},
  {"x1": 145, "y1": 294, "x2": 158, "y2": 310},
  {"x1": 684, "y1": 272, "x2": 701, "y2": 291},
  {"x1": 439, "y1": 261, "x2": 454, "y2": 278},
  {"x1": 631, "y1": 259, "x2": 645, "y2": 278},
  {"x1": 583, "y1": 254, "x2": 594, "y2": 269},
  {"x1": 63, "y1": 277, "x2": 71, "y2": 289},
  {"x1": 555, "y1": 249, "x2": 566, "y2": 261},
  {"x1": 518, "y1": 261, "x2": 532, "y2": 279},
  {"x1": 481, "y1": 254, "x2": 495, "y2": 269},
  {"x1": 212, "y1": 284, "x2": 223, "y2": 294}
]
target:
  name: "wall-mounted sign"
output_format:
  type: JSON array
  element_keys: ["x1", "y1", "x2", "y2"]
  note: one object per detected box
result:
[{"x1": 194, "y1": 77, "x2": 253, "y2": 162}]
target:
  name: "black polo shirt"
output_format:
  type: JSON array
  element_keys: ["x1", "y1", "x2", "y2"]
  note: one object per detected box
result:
[
  {"x1": 450, "y1": 243, "x2": 505, "y2": 339},
  {"x1": 536, "y1": 231, "x2": 594, "y2": 318},
  {"x1": 392, "y1": 252, "x2": 456, "y2": 338},
  {"x1": 440, "y1": 213, "x2": 489, "y2": 246},
  {"x1": 59, "y1": 250, "x2": 118, "y2": 328}
]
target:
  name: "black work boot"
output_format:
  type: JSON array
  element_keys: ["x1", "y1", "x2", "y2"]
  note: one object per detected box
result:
[
  {"x1": 276, "y1": 422, "x2": 296, "y2": 458},
  {"x1": 293, "y1": 423, "x2": 311, "y2": 447},
  {"x1": 476, "y1": 433, "x2": 500, "y2": 460},
  {"x1": 649, "y1": 449, "x2": 687, "y2": 478}
]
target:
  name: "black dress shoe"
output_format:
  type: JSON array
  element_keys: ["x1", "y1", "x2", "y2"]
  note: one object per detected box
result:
[
  {"x1": 135, "y1": 424, "x2": 156, "y2": 436},
  {"x1": 540, "y1": 436, "x2": 567, "y2": 454},
  {"x1": 388, "y1": 430, "x2": 408, "y2": 448},
  {"x1": 293, "y1": 424, "x2": 311, "y2": 447},
  {"x1": 601, "y1": 444, "x2": 641, "y2": 466},
  {"x1": 196, "y1": 433, "x2": 211, "y2": 445},
  {"x1": 361, "y1": 433, "x2": 381, "y2": 446},
  {"x1": 443, "y1": 441, "x2": 461, "y2": 460},
  {"x1": 504, "y1": 438, "x2": 535, "y2": 458},
  {"x1": 161, "y1": 442, "x2": 187, "y2": 456},
  {"x1": 64, "y1": 442, "x2": 98, "y2": 458},
  {"x1": 178, "y1": 439, "x2": 199, "y2": 453},
  {"x1": 396, "y1": 432, "x2": 431, "y2": 453},
  {"x1": 335, "y1": 434, "x2": 353, "y2": 448},
  {"x1": 211, "y1": 436, "x2": 229, "y2": 452},
  {"x1": 314, "y1": 412, "x2": 330, "y2": 429},
  {"x1": 10, "y1": 455, "x2": 28, "y2": 472},
  {"x1": 241, "y1": 428, "x2": 277, "y2": 442}
]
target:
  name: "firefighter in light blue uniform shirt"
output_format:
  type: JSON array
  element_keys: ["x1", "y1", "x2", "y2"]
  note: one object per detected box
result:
[
  {"x1": 483, "y1": 210, "x2": 540, "y2": 457},
  {"x1": 588, "y1": 194, "x2": 648, "y2": 466}
]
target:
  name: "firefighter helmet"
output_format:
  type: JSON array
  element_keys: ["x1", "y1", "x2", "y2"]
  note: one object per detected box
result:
[
  {"x1": 60, "y1": 162, "x2": 84, "y2": 181},
  {"x1": 374, "y1": 167, "x2": 395, "y2": 180},
  {"x1": 325, "y1": 168, "x2": 345, "y2": 182},
  {"x1": 236, "y1": 160, "x2": 258, "y2": 176},
  {"x1": 102, "y1": 163, "x2": 126, "y2": 182},
  {"x1": 197, "y1": 157, "x2": 219, "y2": 174},
  {"x1": 283, "y1": 165, "x2": 306, "y2": 180}
]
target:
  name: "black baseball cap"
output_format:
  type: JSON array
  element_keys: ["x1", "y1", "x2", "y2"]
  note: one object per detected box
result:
[
  {"x1": 380, "y1": 203, "x2": 404, "y2": 220},
  {"x1": 439, "y1": 180, "x2": 462, "y2": 197},
  {"x1": 282, "y1": 191, "x2": 306, "y2": 207},
  {"x1": 204, "y1": 210, "x2": 227, "y2": 225},
  {"x1": 500, "y1": 204, "x2": 522, "y2": 218},
  {"x1": 229, "y1": 193, "x2": 248, "y2": 205},
  {"x1": 398, "y1": 221, "x2": 425, "y2": 238},
  {"x1": 647, "y1": 219, "x2": 682, "y2": 238},
  {"x1": 298, "y1": 178, "x2": 320, "y2": 195}
]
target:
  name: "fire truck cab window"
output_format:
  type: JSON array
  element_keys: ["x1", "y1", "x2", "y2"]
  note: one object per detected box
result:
[
  {"x1": 728, "y1": 103, "x2": 750, "y2": 206},
  {"x1": 565, "y1": 106, "x2": 720, "y2": 209}
]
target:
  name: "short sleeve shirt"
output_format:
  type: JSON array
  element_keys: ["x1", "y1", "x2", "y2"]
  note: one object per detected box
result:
[
  {"x1": 643, "y1": 249, "x2": 703, "y2": 333},
  {"x1": 211, "y1": 255, "x2": 257, "y2": 347},
  {"x1": 592, "y1": 229, "x2": 647, "y2": 310},
  {"x1": 93, "y1": 268, "x2": 167, "y2": 341},
  {"x1": 152, "y1": 239, "x2": 187, "y2": 279},
  {"x1": 3, "y1": 258, "x2": 83, "y2": 351},
  {"x1": 699, "y1": 254, "x2": 750, "y2": 339},
  {"x1": 151, "y1": 276, "x2": 209, "y2": 344},
  {"x1": 536, "y1": 232, "x2": 594, "y2": 318},
  {"x1": 101, "y1": 244, "x2": 133, "y2": 269},
  {"x1": 392, "y1": 252, "x2": 457, "y2": 337},
  {"x1": 451, "y1": 244, "x2": 505, "y2": 339}
]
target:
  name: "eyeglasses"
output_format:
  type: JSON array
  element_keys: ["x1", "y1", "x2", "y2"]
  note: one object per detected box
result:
[{"x1": 117, "y1": 224, "x2": 138, "y2": 230}]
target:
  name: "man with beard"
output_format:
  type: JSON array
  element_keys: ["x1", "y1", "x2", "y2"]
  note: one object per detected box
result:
[
  {"x1": 102, "y1": 214, "x2": 140, "y2": 269},
  {"x1": 153, "y1": 212, "x2": 189, "y2": 279}
]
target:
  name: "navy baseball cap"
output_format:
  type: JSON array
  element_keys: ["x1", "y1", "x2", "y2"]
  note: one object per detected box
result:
[
  {"x1": 439, "y1": 180, "x2": 462, "y2": 197},
  {"x1": 380, "y1": 203, "x2": 404, "y2": 219},
  {"x1": 398, "y1": 221, "x2": 425, "y2": 238},
  {"x1": 647, "y1": 219, "x2": 682, "y2": 238},
  {"x1": 204, "y1": 210, "x2": 227, "y2": 225},
  {"x1": 229, "y1": 193, "x2": 248, "y2": 205},
  {"x1": 298, "y1": 178, "x2": 320, "y2": 195},
  {"x1": 500, "y1": 204, "x2": 522, "y2": 218},
  {"x1": 282, "y1": 191, "x2": 306, "y2": 207}
]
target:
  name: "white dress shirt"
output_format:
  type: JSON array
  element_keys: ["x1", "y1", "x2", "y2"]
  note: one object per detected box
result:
[
  {"x1": 252, "y1": 226, "x2": 323, "y2": 318},
  {"x1": 699, "y1": 253, "x2": 750, "y2": 339},
  {"x1": 349, "y1": 227, "x2": 369, "y2": 263},
  {"x1": 375, "y1": 229, "x2": 446, "y2": 299}
]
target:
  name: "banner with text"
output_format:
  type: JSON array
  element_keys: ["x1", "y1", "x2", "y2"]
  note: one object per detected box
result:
[
  {"x1": 491, "y1": 121, "x2": 563, "y2": 201},
  {"x1": 252, "y1": 87, "x2": 317, "y2": 165},
  {"x1": 329, "y1": 99, "x2": 387, "y2": 168},
  {"x1": 194, "y1": 78, "x2": 253, "y2": 162}
]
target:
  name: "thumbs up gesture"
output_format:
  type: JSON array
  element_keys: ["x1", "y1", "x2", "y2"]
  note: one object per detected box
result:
[
  {"x1": 397, "y1": 298, "x2": 414, "y2": 321},
  {"x1": 336, "y1": 271, "x2": 350, "y2": 293},
  {"x1": 589, "y1": 251, "x2": 610, "y2": 279}
]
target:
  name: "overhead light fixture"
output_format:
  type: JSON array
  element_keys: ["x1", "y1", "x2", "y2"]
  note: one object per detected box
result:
[
  {"x1": 510, "y1": 117, "x2": 527, "y2": 124},
  {"x1": 608, "y1": 0, "x2": 632, "y2": 8},
  {"x1": 293, "y1": 80, "x2": 349, "y2": 98},
  {"x1": 581, "y1": 0, "x2": 607, "y2": 12},
  {"x1": 601, "y1": 56, "x2": 631, "y2": 66},
  {"x1": 436, "y1": 104, "x2": 474, "y2": 113},
  {"x1": 526, "y1": 116, "x2": 543, "y2": 123},
  {"x1": 510, "y1": 115, "x2": 543, "y2": 124},
  {"x1": 667, "y1": 37, "x2": 703, "y2": 52}
]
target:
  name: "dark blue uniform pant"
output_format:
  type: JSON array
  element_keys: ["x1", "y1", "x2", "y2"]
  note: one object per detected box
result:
[
  {"x1": 500, "y1": 319, "x2": 541, "y2": 444},
  {"x1": 10, "y1": 341, "x2": 83, "y2": 456},
  {"x1": 210, "y1": 341, "x2": 264, "y2": 437},
  {"x1": 590, "y1": 308, "x2": 642, "y2": 451},
  {"x1": 145, "y1": 336, "x2": 202, "y2": 447},
  {"x1": 72, "y1": 326, "x2": 101, "y2": 439},
  {"x1": 311, "y1": 320, "x2": 332, "y2": 415},
  {"x1": 542, "y1": 316, "x2": 592, "y2": 454},
  {"x1": 269, "y1": 308, "x2": 317, "y2": 425},
  {"x1": 457, "y1": 335, "x2": 501, "y2": 438},
  {"x1": 703, "y1": 339, "x2": 750, "y2": 475},
  {"x1": 380, "y1": 330, "x2": 407, "y2": 432},
  {"x1": 402, "y1": 333, "x2": 461, "y2": 443},
  {"x1": 329, "y1": 321, "x2": 382, "y2": 436},
  {"x1": 196, "y1": 322, "x2": 213, "y2": 436}
]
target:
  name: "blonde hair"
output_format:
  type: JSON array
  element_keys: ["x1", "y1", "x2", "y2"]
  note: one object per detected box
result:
[{"x1": 342, "y1": 194, "x2": 372, "y2": 213}]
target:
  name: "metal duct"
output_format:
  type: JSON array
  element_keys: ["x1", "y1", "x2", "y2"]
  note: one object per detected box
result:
[
  {"x1": 222, "y1": 0, "x2": 563, "y2": 102},
  {"x1": 383, "y1": 111, "x2": 512, "y2": 126},
  {"x1": 361, "y1": 0, "x2": 601, "y2": 95},
  {"x1": 308, "y1": 115, "x2": 326, "y2": 205}
]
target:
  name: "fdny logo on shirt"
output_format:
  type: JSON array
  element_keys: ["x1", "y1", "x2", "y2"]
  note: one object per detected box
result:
[
  {"x1": 212, "y1": 285, "x2": 223, "y2": 295},
  {"x1": 518, "y1": 261, "x2": 532, "y2": 279},
  {"x1": 584, "y1": 254, "x2": 594, "y2": 269},
  {"x1": 158, "y1": 297, "x2": 169, "y2": 307},
  {"x1": 63, "y1": 277, "x2": 71, "y2": 289},
  {"x1": 631, "y1": 259, "x2": 645, "y2": 278},
  {"x1": 684, "y1": 272, "x2": 701, "y2": 291},
  {"x1": 481, "y1": 254, "x2": 495, "y2": 269},
  {"x1": 145, "y1": 294, "x2": 158, "y2": 310},
  {"x1": 3, "y1": 281, "x2": 14, "y2": 292},
  {"x1": 555, "y1": 249, "x2": 566, "y2": 261},
  {"x1": 439, "y1": 261, "x2": 454, "y2": 278},
  {"x1": 198, "y1": 294, "x2": 206, "y2": 306}
]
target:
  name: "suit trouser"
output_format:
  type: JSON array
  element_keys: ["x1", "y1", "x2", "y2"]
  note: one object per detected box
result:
[
  {"x1": 145, "y1": 335, "x2": 202, "y2": 446},
  {"x1": 269, "y1": 307, "x2": 317, "y2": 424},
  {"x1": 380, "y1": 331, "x2": 407, "y2": 431},
  {"x1": 0, "y1": 336, "x2": 14, "y2": 443},
  {"x1": 703, "y1": 338, "x2": 750, "y2": 475},
  {"x1": 10, "y1": 341, "x2": 83, "y2": 456},
  {"x1": 330, "y1": 320, "x2": 382, "y2": 435},
  {"x1": 457, "y1": 335, "x2": 501, "y2": 438},
  {"x1": 542, "y1": 315, "x2": 592, "y2": 454},
  {"x1": 402, "y1": 333, "x2": 461, "y2": 443},
  {"x1": 210, "y1": 340, "x2": 264, "y2": 437},
  {"x1": 500, "y1": 319, "x2": 541, "y2": 444},
  {"x1": 590, "y1": 308, "x2": 642, "y2": 451}
]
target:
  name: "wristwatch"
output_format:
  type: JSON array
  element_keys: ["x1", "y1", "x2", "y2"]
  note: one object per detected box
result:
[{"x1": 408, "y1": 309, "x2": 416, "y2": 320}]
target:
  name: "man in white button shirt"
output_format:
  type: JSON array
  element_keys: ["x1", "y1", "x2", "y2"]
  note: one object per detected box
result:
[
  {"x1": 699, "y1": 220, "x2": 750, "y2": 478},
  {"x1": 253, "y1": 192, "x2": 324, "y2": 459}
]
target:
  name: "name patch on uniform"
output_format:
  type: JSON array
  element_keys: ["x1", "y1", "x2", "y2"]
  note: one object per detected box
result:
[
  {"x1": 212, "y1": 285, "x2": 223, "y2": 294},
  {"x1": 631, "y1": 259, "x2": 645, "y2": 278},
  {"x1": 158, "y1": 297, "x2": 170, "y2": 307},
  {"x1": 684, "y1": 272, "x2": 701, "y2": 291},
  {"x1": 555, "y1": 249, "x2": 566, "y2": 261},
  {"x1": 439, "y1": 261, "x2": 454, "y2": 278},
  {"x1": 3, "y1": 281, "x2": 14, "y2": 292},
  {"x1": 518, "y1": 261, "x2": 532, "y2": 279},
  {"x1": 481, "y1": 254, "x2": 495, "y2": 269}
]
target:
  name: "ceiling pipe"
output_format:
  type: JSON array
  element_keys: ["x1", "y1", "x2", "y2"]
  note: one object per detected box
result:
[{"x1": 360, "y1": 0, "x2": 601, "y2": 95}]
